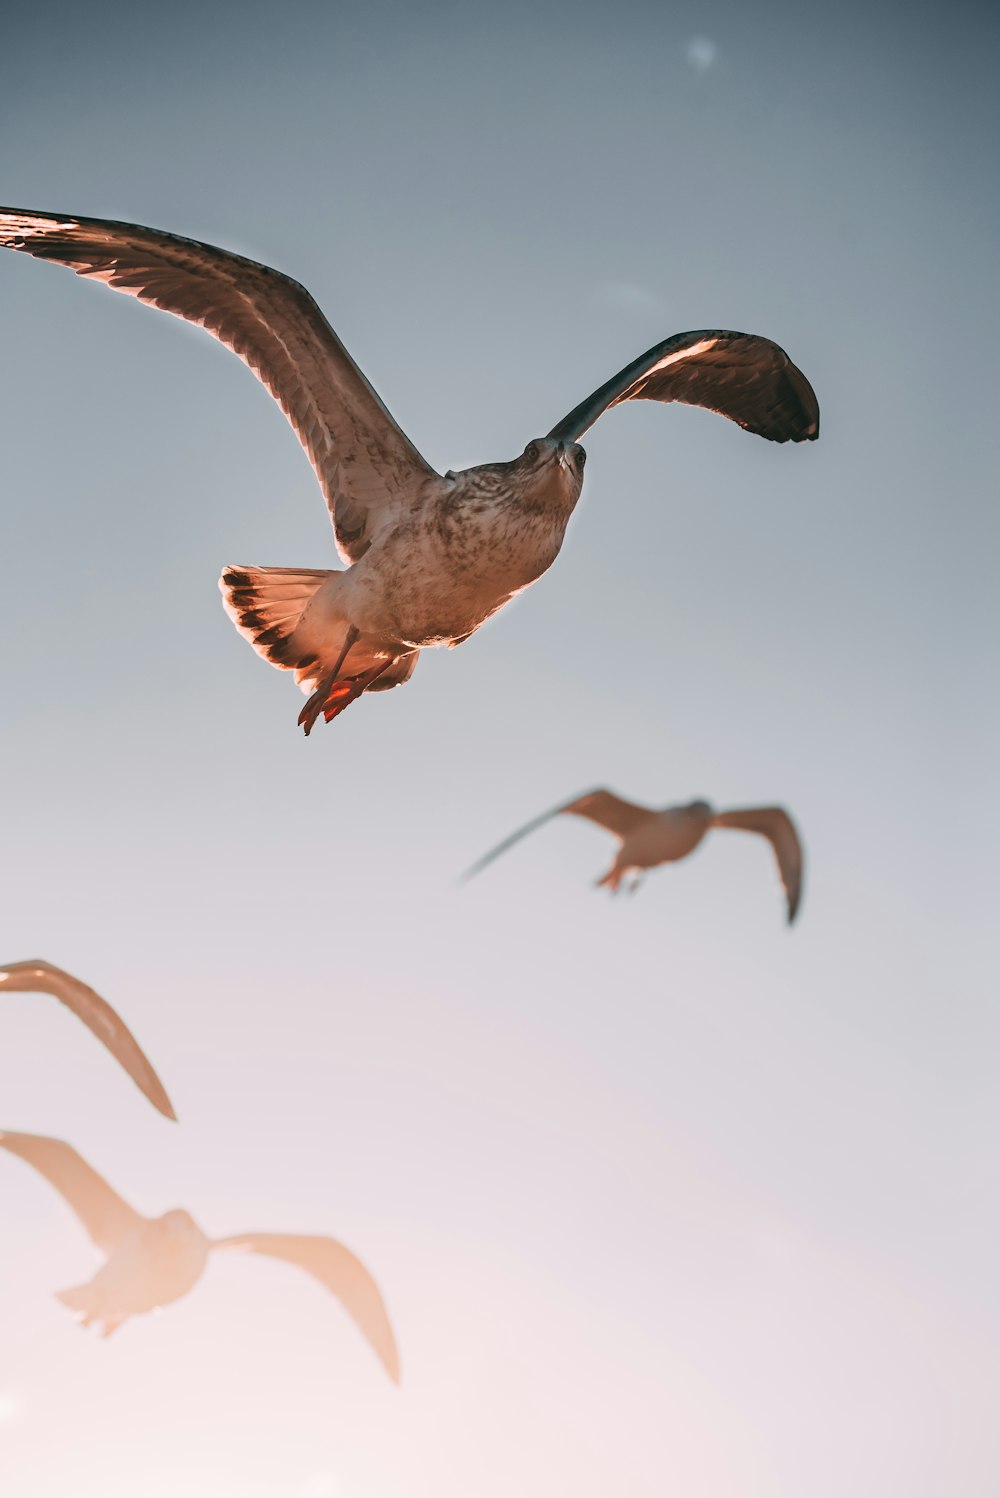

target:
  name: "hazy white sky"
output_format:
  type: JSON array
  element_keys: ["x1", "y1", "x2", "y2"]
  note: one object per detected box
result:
[{"x1": 1, "y1": 1, "x2": 998, "y2": 1494}]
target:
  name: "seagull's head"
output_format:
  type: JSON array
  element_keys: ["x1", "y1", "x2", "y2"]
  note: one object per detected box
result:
[
  {"x1": 159, "y1": 1208, "x2": 201, "y2": 1241},
  {"x1": 156, "y1": 1209, "x2": 209, "y2": 1276},
  {"x1": 665, "y1": 799, "x2": 713, "y2": 820},
  {"x1": 510, "y1": 437, "x2": 586, "y2": 509},
  {"x1": 149, "y1": 1210, "x2": 209, "y2": 1296}
]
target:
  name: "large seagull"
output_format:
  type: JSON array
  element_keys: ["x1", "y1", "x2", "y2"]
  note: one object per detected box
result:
[{"x1": 0, "y1": 207, "x2": 819, "y2": 733}]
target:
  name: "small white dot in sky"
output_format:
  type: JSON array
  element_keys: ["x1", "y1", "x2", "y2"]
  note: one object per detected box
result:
[{"x1": 685, "y1": 36, "x2": 717, "y2": 72}]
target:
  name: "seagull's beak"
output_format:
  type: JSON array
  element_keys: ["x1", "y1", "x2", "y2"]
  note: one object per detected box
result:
[{"x1": 557, "y1": 442, "x2": 574, "y2": 474}]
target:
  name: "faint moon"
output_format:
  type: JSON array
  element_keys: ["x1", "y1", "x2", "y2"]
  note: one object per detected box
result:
[
  {"x1": 0, "y1": 1394, "x2": 18, "y2": 1422},
  {"x1": 685, "y1": 36, "x2": 717, "y2": 72},
  {"x1": 594, "y1": 282, "x2": 665, "y2": 318}
]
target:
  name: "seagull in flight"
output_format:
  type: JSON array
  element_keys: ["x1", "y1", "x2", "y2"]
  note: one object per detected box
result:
[
  {"x1": 0, "y1": 959, "x2": 176, "y2": 1120},
  {"x1": 0, "y1": 1130, "x2": 399, "y2": 1382},
  {"x1": 0, "y1": 207, "x2": 819, "y2": 734},
  {"x1": 462, "y1": 791, "x2": 804, "y2": 922}
]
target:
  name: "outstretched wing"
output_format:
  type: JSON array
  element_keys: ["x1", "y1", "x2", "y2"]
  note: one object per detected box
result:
[
  {"x1": 0, "y1": 959, "x2": 177, "y2": 1121},
  {"x1": 563, "y1": 788, "x2": 654, "y2": 837},
  {"x1": 0, "y1": 1131, "x2": 144, "y2": 1255},
  {"x1": 0, "y1": 207, "x2": 437, "y2": 561},
  {"x1": 460, "y1": 787, "x2": 653, "y2": 880},
  {"x1": 212, "y1": 1233, "x2": 399, "y2": 1383},
  {"x1": 547, "y1": 330, "x2": 819, "y2": 445},
  {"x1": 711, "y1": 806, "x2": 804, "y2": 923}
]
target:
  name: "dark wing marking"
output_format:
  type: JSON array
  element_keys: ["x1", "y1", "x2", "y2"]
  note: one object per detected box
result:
[
  {"x1": 460, "y1": 787, "x2": 653, "y2": 880},
  {"x1": 547, "y1": 329, "x2": 819, "y2": 445},
  {"x1": 711, "y1": 806, "x2": 804, "y2": 923},
  {"x1": 0, "y1": 206, "x2": 437, "y2": 561},
  {"x1": 212, "y1": 1233, "x2": 399, "y2": 1383},
  {"x1": 0, "y1": 959, "x2": 176, "y2": 1120},
  {"x1": 0, "y1": 1131, "x2": 144, "y2": 1255}
]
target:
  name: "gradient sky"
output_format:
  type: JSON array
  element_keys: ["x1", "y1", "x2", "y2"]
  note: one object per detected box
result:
[{"x1": 1, "y1": 1, "x2": 998, "y2": 1494}]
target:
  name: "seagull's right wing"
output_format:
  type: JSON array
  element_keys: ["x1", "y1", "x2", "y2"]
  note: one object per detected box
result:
[
  {"x1": 0, "y1": 207, "x2": 438, "y2": 562},
  {"x1": 0, "y1": 1131, "x2": 143, "y2": 1255},
  {"x1": 212, "y1": 1233, "x2": 399, "y2": 1383},
  {"x1": 711, "y1": 806, "x2": 804, "y2": 923},
  {"x1": 547, "y1": 329, "x2": 819, "y2": 445},
  {"x1": 0, "y1": 959, "x2": 176, "y2": 1120},
  {"x1": 460, "y1": 787, "x2": 652, "y2": 880}
]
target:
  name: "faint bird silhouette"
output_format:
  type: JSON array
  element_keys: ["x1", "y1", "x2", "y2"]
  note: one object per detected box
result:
[
  {"x1": 462, "y1": 791, "x2": 804, "y2": 922},
  {"x1": 0, "y1": 960, "x2": 176, "y2": 1120},
  {"x1": 0, "y1": 207, "x2": 819, "y2": 733},
  {"x1": 0, "y1": 1131, "x2": 399, "y2": 1382}
]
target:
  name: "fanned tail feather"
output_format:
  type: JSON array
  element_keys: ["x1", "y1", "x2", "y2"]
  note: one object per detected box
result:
[
  {"x1": 219, "y1": 565, "x2": 333, "y2": 669},
  {"x1": 221, "y1": 563, "x2": 420, "y2": 730}
]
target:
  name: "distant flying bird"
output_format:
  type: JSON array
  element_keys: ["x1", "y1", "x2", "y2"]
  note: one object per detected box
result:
[
  {"x1": 0, "y1": 207, "x2": 818, "y2": 733},
  {"x1": 463, "y1": 791, "x2": 804, "y2": 922},
  {"x1": 0, "y1": 960, "x2": 176, "y2": 1120},
  {"x1": 0, "y1": 1130, "x2": 399, "y2": 1382}
]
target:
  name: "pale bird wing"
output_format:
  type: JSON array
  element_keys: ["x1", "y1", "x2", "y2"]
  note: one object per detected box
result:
[
  {"x1": 460, "y1": 787, "x2": 652, "y2": 880},
  {"x1": 0, "y1": 1131, "x2": 144, "y2": 1255},
  {"x1": 212, "y1": 1233, "x2": 399, "y2": 1383},
  {"x1": 547, "y1": 329, "x2": 819, "y2": 445},
  {"x1": 0, "y1": 207, "x2": 437, "y2": 562},
  {"x1": 0, "y1": 959, "x2": 176, "y2": 1120},
  {"x1": 711, "y1": 806, "x2": 805, "y2": 923}
]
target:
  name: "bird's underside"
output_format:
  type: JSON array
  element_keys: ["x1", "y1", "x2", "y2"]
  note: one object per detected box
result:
[{"x1": 0, "y1": 205, "x2": 819, "y2": 733}]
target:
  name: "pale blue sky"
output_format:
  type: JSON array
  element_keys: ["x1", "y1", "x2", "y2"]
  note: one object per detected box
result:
[{"x1": 1, "y1": 1, "x2": 998, "y2": 1494}]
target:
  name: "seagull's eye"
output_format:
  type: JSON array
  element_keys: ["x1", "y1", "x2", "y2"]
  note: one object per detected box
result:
[
  {"x1": 575, "y1": 448, "x2": 587, "y2": 468},
  {"x1": 524, "y1": 442, "x2": 539, "y2": 463}
]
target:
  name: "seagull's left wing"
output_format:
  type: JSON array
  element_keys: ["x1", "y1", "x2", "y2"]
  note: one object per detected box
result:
[
  {"x1": 0, "y1": 207, "x2": 438, "y2": 562},
  {"x1": 459, "y1": 786, "x2": 652, "y2": 882},
  {"x1": 0, "y1": 1131, "x2": 145, "y2": 1255},
  {"x1": 547, "y1": 330, "x2": 819, "y2": 445},
  {"x1": 0, "y1": 959, "x2": 176, "y2": 1120},
  {"x1": 711, "y1": 807, "x2": 804, "y2": 923},
  {"x1": 212, "y1": 1233, "x2": 399, "y2": 1383}
]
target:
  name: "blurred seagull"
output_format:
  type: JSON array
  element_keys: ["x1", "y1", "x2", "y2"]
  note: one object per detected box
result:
[
  {"x1": 0, "y1": 1130, "x2": 399, "y2": 1382},
  {"x1": 0, "y1": 960, "x2": 176, "y2": 1120},
  {"x1": 463, "y1": 791, "x2": 804, "y2": 922},
  {"x1": 0, "y1": 207, "x2": 819, "y2": 734}
]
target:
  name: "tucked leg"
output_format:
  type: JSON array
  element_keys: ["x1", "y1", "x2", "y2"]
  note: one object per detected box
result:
[
  {"x1": 321, "y1": 657, "x2": 397, "y2": 723},
  {"x1": 297, "y1": 626, "x2": 360, "y2": 735}
]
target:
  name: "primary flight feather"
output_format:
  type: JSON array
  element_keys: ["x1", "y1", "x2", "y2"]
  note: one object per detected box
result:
[
  {"x1": 0, "y1": 960, "x2": 176, "y2": 1119},
  {"x1": 0, "y1": 207, "x2": 819, "y2": 733}
]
